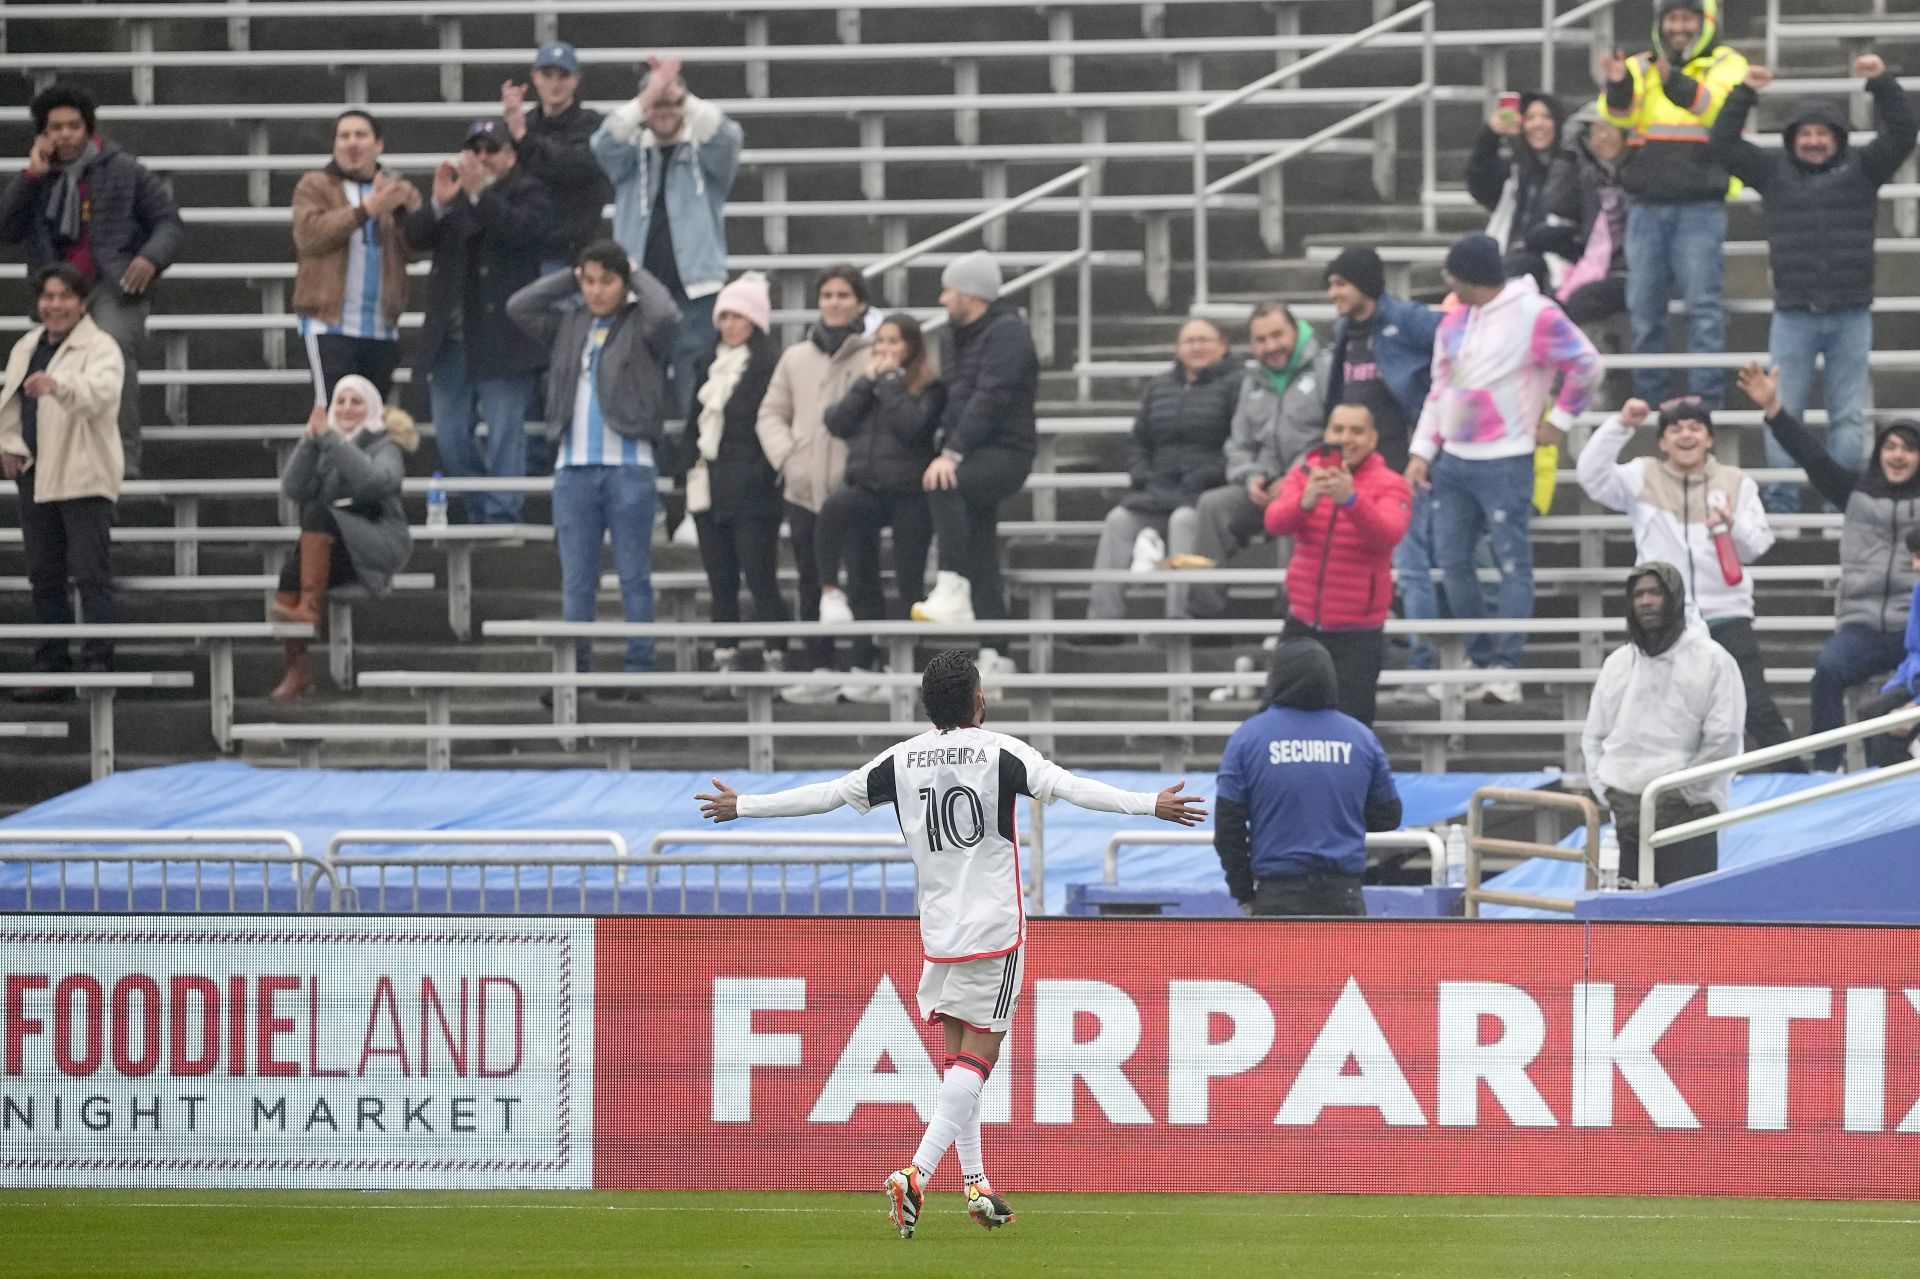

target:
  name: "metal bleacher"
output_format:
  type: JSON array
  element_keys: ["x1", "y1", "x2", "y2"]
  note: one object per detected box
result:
[{"x1": 0, "y1": 0, "x2": 1913, "y2": 808}]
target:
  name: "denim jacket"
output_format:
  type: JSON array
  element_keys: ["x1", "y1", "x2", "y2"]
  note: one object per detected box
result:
[{"x1": 590, "y1": 94, "x2": 743, "y2": 299}]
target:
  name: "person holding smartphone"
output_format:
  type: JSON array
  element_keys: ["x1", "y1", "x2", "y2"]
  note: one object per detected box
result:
[
  {"x1": 1466, "y1": 88, "x2": 1563, "y2": 256},
  {"x1": 1262, "y1": 392, "x2": 1414, "y2": 727}
]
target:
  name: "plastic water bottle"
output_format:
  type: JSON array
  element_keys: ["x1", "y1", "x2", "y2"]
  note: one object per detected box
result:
[
  {"x1": 1443, "y1": 824, "x2": 1468, "y2": 888},
  {"x1": 1598, "y1": 827, "x2": 1621, "y2": 892},
  {"x1": 426, "y1": 471, "x2": 448, "y2": 528}
]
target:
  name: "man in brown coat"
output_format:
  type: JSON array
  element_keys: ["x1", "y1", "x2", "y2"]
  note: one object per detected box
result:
[{"x1": 291, "y1": 109, "x2": 420, "y2": 403}]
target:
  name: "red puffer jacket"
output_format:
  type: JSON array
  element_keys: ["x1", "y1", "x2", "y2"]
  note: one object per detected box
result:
[{"x1": 1264, "y1": 450, "x2": 1413, "y2": 630}]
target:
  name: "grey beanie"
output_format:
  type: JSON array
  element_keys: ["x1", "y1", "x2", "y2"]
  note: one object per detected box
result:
[{"x1": 941, "y1": 249, "x2": 1003, "y2": 302}]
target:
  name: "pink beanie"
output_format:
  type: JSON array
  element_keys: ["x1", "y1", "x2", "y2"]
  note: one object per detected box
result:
[{"x1": 714, "y1": 271, "x2": 773, "y2": 334}]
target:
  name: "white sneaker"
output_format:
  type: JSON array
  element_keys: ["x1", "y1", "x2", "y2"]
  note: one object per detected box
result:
[
  {"x1": 840, "y1": 668, "x2": 891, "y2": 703},
  {"x1": 1472, "y1": 678, "x2": 1523, "y2": 705},
  {"x1": 1208, "y1": 654, "x2": 1257, "y2": 702},
  {"x1": 978, "y1": 646, "x2": 1019, "y2": 677},
  {"x1": 779, "y1": 668, "x2": 843, "y2": 705},
  {"x1": 818, "y1": 588, "x2": 854, "y2": 626},
  {"x1": 672, "y1": 516, "x2": 700, "y2": 547},
  {"x1": 764, "y1": 647, "x2": 787, "y2": 673},
  {"x1": 1130, "y1": 526, "x2": 1166, "y2": 573},
  {"x1": 1424, "y1": 681, "x2": 1450, "y2": 703},
  {"x1": 704, "y1": 647, "x2": 737, "y2": 703},
  {"x1": 911, "y1": 571, "x2": 975, "y2": 623}
]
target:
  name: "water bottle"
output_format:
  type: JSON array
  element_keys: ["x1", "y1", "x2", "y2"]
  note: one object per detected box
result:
[
  {"x1": 1706, "y1": 489, "x2": 1743, "y2": 586},
  {"x1": 1598, "y1": 827, "x2": 1621, "y2": 892},
  {"x1": 1443, "y1": 824, "x2": 1468, "y2": 888},
  {"x1": 426, "y1": 471, "x2": 448, "y2": 528}
]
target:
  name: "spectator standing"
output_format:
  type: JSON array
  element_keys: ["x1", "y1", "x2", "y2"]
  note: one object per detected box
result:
[
  {"x1": 407, "y1": 118, "x2": 552, "y2": 525},
  {"x1": 502, "y1": 42, "x2": 611, "y2": 275},
  {"x1": 817, "y1": 314, "x2": 945, "y2": 698},
  {"x1": 1711, "y1": 53, "x2": 1917, "y2": 512},
  {"x1": 1263, "y1": 397, "x2": 1414, "y2": 727},
  {"x1": 0, "y1": 265, "x2": 124, "y2": 698},
  {"x1": 591, "y1": 55, "x2": 744, "y2": 405},
  {"x1": 1532, "y1": 107, "x2": 1632, "y2": 328},
  {"x1": 1088, "y1": 319, "x2": 1238, "y2": 622},
  {"x1": 1467, "y1": 91, "x2": 1563, "y2": 255},
  {"x1": 1576, "y1": 395, "x2": 1800, "y2": 759},
  {"x1": 508, "y1": 241, "x2": 681, "y2": 689},
  {"x1": 0, "y1": 83, "x2": 181, "y2": 481},
  {"x1": 1855, "y1": 528, "x2": 1920, "y2": 768},
  {"x1": 1583, "y1": 562, "x2": 1745, "y2": 884},
  {"x1": 1175, "y1": 302, "x2": 1330, "y2": 620},
  {"x1": 1213, "y1": 639, "x2": 1403, "y2": 917},
  {"x1": 1405, "y1": 234, "x2": 1604, "y2": 701},
  {"x1": 1322, "y1": 246, "x2": 1443, "y2": 673},
  {"x1": 1597, "y1": 0, "x2": 1747, "y2": 407},
  {"x1": 291, "y1": 110, "x2": 420, "y2": 404},
  {"x1": 685, "y1": 272, "x2": 790, "y2": 691},
  {"x1": 1741, "y1": 362, "x2": 1920, "y2": 769},
  {"x1": 758, "y1": 265, "x2": 877, "y2": 698},
  {"x1": 911, "y1": 251, "x2": 1039, "y2": 659},
  {"x1": 266, "y1": 376, "x2": 417, "y2": 702}
]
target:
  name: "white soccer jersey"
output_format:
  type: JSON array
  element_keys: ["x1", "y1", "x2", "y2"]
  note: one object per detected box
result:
[{"x1": 735, "y1": 726, "x2": 1158, "y2": 962}]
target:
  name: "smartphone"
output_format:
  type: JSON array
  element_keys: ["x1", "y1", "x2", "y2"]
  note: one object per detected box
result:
[
  {"x1": 1496, "y1": 90, "x2": 1522, "y2": 128},
  {"x1": 1312, "y1": 444, "x2": 1344, "y2": 469}
]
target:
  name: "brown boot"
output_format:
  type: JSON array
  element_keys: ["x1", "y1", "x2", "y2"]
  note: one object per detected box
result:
[
  {"x1": 272, "y1": 532, "x2": 333, "y2": 626},
  {"x1": 268, "y1": 639, "x2": 313, "y2": 702}
]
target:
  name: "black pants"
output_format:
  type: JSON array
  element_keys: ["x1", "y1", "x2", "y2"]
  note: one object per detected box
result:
[
  {"x1": 302, "y1": 332, "x2": 400, "y2": 404},
  {"x1": 1858, "y1": 687, "x2": 1920, "y2": 769},
  {"x1": 277, "y1": 504, "x2": 361, "y2": 593},
  {"x1": 1708, "y1": 616, "x2": 1804, "y2": 768},
  {"x1": 18, "y1": 470, "x2": 116, "y2": 671},
  {"x1": 1563, "y1": 275, "x2": 1628, "y2": 328},
  {"x1": 1281, "y1": 617, "x2": 1384, "y2": 727},
  {"x1": 928, "y1": 447, "x2": 1031, "y2": 622},
  {"x1": 784, "y1": 501, "x2": 832, "y2": 669},
  {"x1": 818, "y1": 484, "x2": 933, "y2": 669},
  {"x1": 1606, "y1": 789, "x2": 1718, "y2": 886},
  {"x1": 1252, "y1": 870, "x2": 1366, "y2": 917},
  {"x1": 693, "y1": 512, "x2": 789, "y2": 653}
]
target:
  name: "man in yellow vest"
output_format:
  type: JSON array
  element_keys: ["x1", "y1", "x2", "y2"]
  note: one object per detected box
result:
[{"x1": 1598, "y1": 0, "x2": 1747, "y2": 408}]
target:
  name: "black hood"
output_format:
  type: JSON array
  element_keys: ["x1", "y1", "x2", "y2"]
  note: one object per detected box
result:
[
  {"x1": 1625, "y1": 562, "x2": 1687, "y2": 658},
  {"x1": 1265, "y1": 639, "x2": 1339, "y2": 711},
  {"x1": 1862, "y1": 419, "x2": 1920, "y2": 500},
  {"x1": 1783, "y1": 97, "x2": 1851, "y2": 170}
]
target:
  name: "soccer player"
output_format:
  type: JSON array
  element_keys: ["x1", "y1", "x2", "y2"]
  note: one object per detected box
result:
[{"x1": 697, "y1": 648, "x2": 1206, "y2": 1238}]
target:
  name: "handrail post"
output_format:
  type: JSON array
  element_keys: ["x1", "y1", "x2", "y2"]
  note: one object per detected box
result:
[
  {"x1": 1422, "y1": 3, "x2": 1437, "y2": 235},
  {"x1": 1542, "y1": 0, "x2": 1557, "y2": 94},
  {"x1": 1191, "y1": 113, "x2": 1209, "y2": 305},
  {"x1": 1077, "y1": 172, "x2": 1093, "y2": 402}
]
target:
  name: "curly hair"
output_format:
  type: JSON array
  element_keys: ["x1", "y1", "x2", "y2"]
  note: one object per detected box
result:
[
  {"x1": 30, "y1": 83, "x2": 97, "y2": 135},
  {"x1": 919, "y1": 649, "x2": 980, "y2": 731}
]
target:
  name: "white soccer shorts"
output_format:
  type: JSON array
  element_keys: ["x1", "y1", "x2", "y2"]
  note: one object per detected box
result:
[{"x1": 916, "y1": 947, "x2": 1026, "y2": 1034}]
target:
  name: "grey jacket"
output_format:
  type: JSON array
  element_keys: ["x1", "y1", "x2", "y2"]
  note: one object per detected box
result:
[
  {"x1": 280, "y1": 429, "x2": 412, "y2": 596},
  {"x1": 1222, "y1": 339, "x2": 1332, "y2": 485},
  {"x1": 507, "y1": 267, "x2": 682, "y2": 444}
]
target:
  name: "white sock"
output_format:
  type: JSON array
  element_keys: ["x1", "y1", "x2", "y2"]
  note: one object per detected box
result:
[
  {"x1": 956, "y1": 1100, "x2": 987, "y2": 1188},
  {"x1": 911, "y1": 1052, "x2": 989, "y2": 1182}
]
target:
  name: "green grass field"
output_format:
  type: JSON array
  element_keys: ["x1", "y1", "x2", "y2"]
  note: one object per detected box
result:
[{"x1": 5, "y1": 1191, "x2": 1920, "y2": 1277}]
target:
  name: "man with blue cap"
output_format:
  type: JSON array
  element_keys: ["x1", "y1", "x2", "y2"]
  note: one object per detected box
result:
[{"x1": 502, "y1": 40, "x2": 610, "y2": 275}]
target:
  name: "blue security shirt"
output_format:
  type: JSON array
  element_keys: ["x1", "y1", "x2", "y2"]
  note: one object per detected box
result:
[{"x1": 1215, "y1": 705, "x2": 1398, "y2": 879}]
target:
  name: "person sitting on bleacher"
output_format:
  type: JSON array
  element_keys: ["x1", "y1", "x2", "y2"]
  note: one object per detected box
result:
[
  {"x1": 1583, "y1": 562, "x2": 1744, "y2": 885},
  {"x1": 1576, "y1": 395, "x2": 1800, "y2": 764},
  {"x1": 0, "y1": 264, "x2": 125, "y2": 700},
  {"x1": 1173, "y1": 302, "x2": 1329, "y2": 621},
  {"x1": 1467, "y1": 90, "x2": 1562, "y2": 257},
  {"x1": 815, "y1": 314, "x2": 945, "y2": 701},
  {"x1": 291, "y1": 109, "x2": 420, "y2": 406},
  {"x1": 1262, "y1": 392, "x2": 1413, "y2": 728},
  {"x1": 1087, "y1": 318, "x2": 1238, "y2": 623},
  {"x1": 684, "y1": 272, "x2": 790, "y2": 696},
  {"x1": 1741, "y1": 362, "x2": 1920, "y2": 771},
  {"x1": 267, "y1": 375, "x2": 418, "y2": 703},
  {"x1": 1531, "y1": 107, "x2": 1631, "y2": 329},
  {"x1": 508, "y1": 240, "x2": 681, "y2": 697},
  {"x1": 1855, "y1": 527, "x2": 1920, "y2": 768},
  {"x1": 406, "y1": 118, "x2": 553, "y2": 525}
]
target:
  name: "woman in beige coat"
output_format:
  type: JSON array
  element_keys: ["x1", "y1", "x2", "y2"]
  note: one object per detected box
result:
[
  {"x1": 0, "y1": 265, "x2": 125, "y2": 697},
  {"x1": 755, "y1": 263, "x2": 876, "y2": 690}
]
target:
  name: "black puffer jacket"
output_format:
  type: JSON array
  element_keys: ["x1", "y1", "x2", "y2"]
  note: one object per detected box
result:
[
  {"x1": 1121, "y1": 355, "x2": 1239, "y2": 514},
  {"x1": 1464, "y1": 94, "x2": 1562, "y2": 252},
  {"x1": 937, "y1": 299, "x2": 1039, "y2": 458},
  {"x1": 824, "y1": 369, "x2": 945, "y2": 492},
  {"x1": 1710, "y1": 75, "x2": 1918, "y2": 311},
  {"x1": 514, "y1": 100, "x2": 612, "y2": 264},
  {"x1": 0, "y1": 138, "x2": 184, "y2": 300},
  {"x1": 689, "y1": 330, "x2": 784, "y2": 519},
  {"x1": 1532, "y1": 122, "x2": 1628, "y2": 272}
]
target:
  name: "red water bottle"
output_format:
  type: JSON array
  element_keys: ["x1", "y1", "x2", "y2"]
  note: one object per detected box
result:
[{"x1": 1707, "y1": 490, "x2": 1743, "y2": 586}]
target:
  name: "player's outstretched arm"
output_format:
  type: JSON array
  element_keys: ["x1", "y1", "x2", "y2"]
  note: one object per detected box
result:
[
  {"x1": 696, "y1": 772, "x2": 864, "y2": 822},
  {"x1": 696, "y1": 779, "x2": 741, "y2": 823},
  {"x1": 1154, "y1": 779, "x2": 1208, "y2": 827}
]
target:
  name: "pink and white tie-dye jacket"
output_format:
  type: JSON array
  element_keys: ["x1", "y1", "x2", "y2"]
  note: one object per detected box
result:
[{"x1": 1409, "y1": 275, "x2": 1604, "y2": 464}]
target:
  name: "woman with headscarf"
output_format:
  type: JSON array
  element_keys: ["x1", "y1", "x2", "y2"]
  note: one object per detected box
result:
[{"x1": 268, "y1": 373, "x2": 418, "y2": 700}]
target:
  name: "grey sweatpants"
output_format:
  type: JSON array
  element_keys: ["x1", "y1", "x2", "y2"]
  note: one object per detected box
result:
[{"x1": 87, "y1": 289, "x2": 148, "y2": 480}]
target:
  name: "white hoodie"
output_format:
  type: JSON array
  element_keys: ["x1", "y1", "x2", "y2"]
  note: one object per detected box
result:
[
  {"x1": 1583, "y1": 615, "x2": 1746, "y2": 808},
  {"x1": 1576, "y1": 415, "x2": 1775, "y2": 622}
]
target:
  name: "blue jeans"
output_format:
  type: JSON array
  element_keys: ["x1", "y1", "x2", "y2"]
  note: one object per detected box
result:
[
  {"x1": 1392, "y1": 486, "x2": 1438, "y2": 670},
  {"x1": 667, "y1": 294, "x2": 718, "y2": 421},
  {"x1": 1430, "y1": 452, "x2": 1535, "y2": 671},
  {"x1": 428, "y1": 343, "x2": 533, "y2": 524},
  {"x1": 554, "y1": 464, "x2": 658, "y2": 672},
  {"x1": 1763, "y1": 307, "x2": 1874, "y2": 513},
  {"x1": 1810, "y1": 623, "x2": 1908, "y2": 770},
  {"x1": 1625, "y1": 201, "x2": 1728, "y2": 406}
]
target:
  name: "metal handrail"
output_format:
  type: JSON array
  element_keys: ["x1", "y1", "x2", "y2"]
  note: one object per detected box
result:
[
  {"x1": 1463, "y1": 788, "x2": 1601, "y2": 918},
  {"x1": 1191, "y1": 1, "x2": 1435, "y2": 303},
  {"x1": 1636, "y1": 705, "x2": 1920, "y2": 882},
  {"x1": 1102, "y1": 829, "x2": 1451, "y2": 886},
  {"x1": 325, "y1": 828, "x2": 632, "y2": 898},
  {"x1": 0, "y1": 829, "x2": 327, "y2": 912}
]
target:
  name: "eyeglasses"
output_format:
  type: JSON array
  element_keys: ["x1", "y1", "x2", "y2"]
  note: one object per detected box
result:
[{"x1": 1659, "y1": 395, "x2": 1706, "y2": 415}]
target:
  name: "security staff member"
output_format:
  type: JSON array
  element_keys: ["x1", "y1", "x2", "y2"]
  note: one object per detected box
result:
[{"x1": 1213, "y1": 639, "x2": 1401, "y2": 916}]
